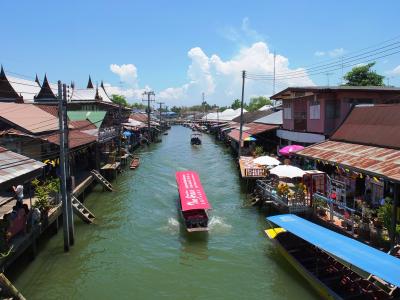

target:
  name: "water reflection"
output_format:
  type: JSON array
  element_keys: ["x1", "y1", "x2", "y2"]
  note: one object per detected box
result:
[{"x1": 179, "y1": 229, "x2": 209, "y2": 265}]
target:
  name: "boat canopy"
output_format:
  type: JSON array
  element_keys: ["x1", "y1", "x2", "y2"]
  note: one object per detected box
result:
[
  {"x1": 267, "y1": 214, "x2": 400, "y2": 287},
  {"x1": 176, "y1": 171, "x2": 211, "y2": 212}
]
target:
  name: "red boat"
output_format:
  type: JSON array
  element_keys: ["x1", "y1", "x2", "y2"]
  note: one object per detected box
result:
[
  {"x1": 130, "y1": 156, "x2": 140, "y2": 169},
  {"x1": 175, "y1": 171, "x2": 211, "y2": 232}
]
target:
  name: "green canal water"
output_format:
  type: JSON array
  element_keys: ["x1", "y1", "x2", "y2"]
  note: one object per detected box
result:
[{"x1": 11, "y1": 126, "x2": 319, "y2": 299}]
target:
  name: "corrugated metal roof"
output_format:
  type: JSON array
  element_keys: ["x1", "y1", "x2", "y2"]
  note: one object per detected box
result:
[
  {"x1": 231, "y1": 109, "x2": 272, "y2": 123},
  {"x1": 332, "y1": 104, "x2": 400, "y2": 149},
  {"x1": 272, "y1": 86, "x2": 400, "y2": 99},
  {"x1": 7, "y1": 75, "x2": 41, "y2": 102},
  {"x1": 245, "y1": 123, "x2": 278, "y2": 135},
  {"x1": 67, "y1": 111, "x2": 106, "y2": 128},
  {"x1": 130, "y1": 113, "x2": 148, "y2": 123},
  {"x1": 296, "y1": 140, "x2": 400, "y2": 182},
  {"x1": 253, "y1": 110, "x2": 283, "y2": 125},
  {"x1": 228, "y1": 129, "x2": 251, "y2": 142},
  {"x1": 45, "y1": 130, "x2": 97, "y2": 149},
  {"x1": 0, "y1": 146, "x2": 44, "y2": 185},
  {"x1": 0, "y1": 103, "x2": 59, "y2": 133}
]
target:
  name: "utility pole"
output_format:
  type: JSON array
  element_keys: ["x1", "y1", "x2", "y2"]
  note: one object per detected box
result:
[
  {"x1": 58, "y1": 81, "x2": 70, "y2": 251},
  {"x1": 273, "y1": 50, "x2": 276, "y2": 96},
  {"x1": 202, "y1": 92, "x2": 207, "y2": 123},
  {"x1": 238, "y1": 70, "x2": 246, "y2": 158},
  {"x1": 63, "y1": 83, "x2": 74, "y2": 246},
  {"x1": 142, "y1": 91, "x2": 155, "y2": 142},
  {"x1": 117, "y1": 104, "x2": 122, "y2": 156},
  {"x1": 156, "y1": 101, "x2": 164, "y2": 130}
]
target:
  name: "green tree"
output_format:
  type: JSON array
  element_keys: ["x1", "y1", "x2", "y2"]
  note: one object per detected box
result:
[
  {"x1": 171, "y1": 106, "x2": 181, "y2": 114},
  {"x1": 111, "y1": 94, "x2": 128, "y2": 106},
  {"x1": 343, "y1": 62, "x2": 384, "y2": 86},
  {"x1": 231, "y1": 99, "x2": 242, "y2": 109},
  {"x1": 247, "y1": 96, "x2": 272, "y2": 112},
  {"x1": 131, "y1": 102, "x2": 146, "y2": 110}
]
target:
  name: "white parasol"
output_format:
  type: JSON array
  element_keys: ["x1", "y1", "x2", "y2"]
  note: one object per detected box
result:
[
  {"x1": 253, "y1": 155, "x2": 281, "y2": 166},
  {"x1": 269, "y1": 165, "x2": 306, "y2": 178}
]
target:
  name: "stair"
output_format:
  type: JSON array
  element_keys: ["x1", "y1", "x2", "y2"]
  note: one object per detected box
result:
[
  {"x1": 71, "y1": 196, "x2": 95, "y2": 224},
  {"x1": 90, "y1": 169, "x2": 114, "y2": 191}
]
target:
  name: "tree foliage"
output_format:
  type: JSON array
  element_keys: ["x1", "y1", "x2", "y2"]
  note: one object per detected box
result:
[
  {"x1": 247, "y1": 96, "x2": 272, "y2": 112},
  {"x1": 111, "y1": 94, "x2": 129, "y2": 106},
  {"x1": 231, "y1": 99, "x2": 242, "y2": 109},
  {"x1": 343, "y1": 62, "x2": 384, "y2": 86}
]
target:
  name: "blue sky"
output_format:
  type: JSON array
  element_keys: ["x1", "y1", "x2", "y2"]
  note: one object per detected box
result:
[{"x1": 1, "y1": 0, "x2": 400, "y2": 106}]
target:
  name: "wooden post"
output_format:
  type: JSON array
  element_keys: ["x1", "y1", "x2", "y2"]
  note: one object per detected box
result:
[{"x1": 391, "y1": 182, "x2": 399, "y2": 251}]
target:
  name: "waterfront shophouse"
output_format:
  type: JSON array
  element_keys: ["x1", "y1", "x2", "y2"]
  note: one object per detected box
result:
[
  {"x1": 271, "y1": 86, "x2": 400, "y2": 146},
  {"x1": 295, "y1": 104, "x2": 400, "y2": 247}
]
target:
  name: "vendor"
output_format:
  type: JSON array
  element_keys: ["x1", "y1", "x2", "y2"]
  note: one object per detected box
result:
[{"x1": 12, "y1": 184, "x2": 24, "y2": 205}]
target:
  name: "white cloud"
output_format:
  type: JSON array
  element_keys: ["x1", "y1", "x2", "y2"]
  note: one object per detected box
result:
[
  {"x1": 106, "y1": 42, "x2": 314, "y2": 106},
  {"x1": 110, "y1": 64, "x2": 138, "y2": 87},
  {"x1": 388, "y1": 65, "x2": 400, "y2": 76},
  {"x1": 219, "y1": 17, "x2": 264, "y2": 45},
  {"x1": 314, "y1": 48, "x2": 345, "y2": 58}
]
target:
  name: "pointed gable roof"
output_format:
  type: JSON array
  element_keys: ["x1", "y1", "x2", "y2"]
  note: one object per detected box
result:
[
  {"x1": 87, "y1": 75, "x2": 94, "y2": 89},
  {"x1": 35, "y1": 74, "x2": 41, "y2": 87},
  {"x1": 34, "y1": 74, "x2": 57, "y2": 100},
  {"x1": 0, "y1": 66, "x2": 20, "y2": 101}
]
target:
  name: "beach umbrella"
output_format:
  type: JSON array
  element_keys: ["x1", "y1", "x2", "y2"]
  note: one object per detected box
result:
[
  {"x1": 253, "y1": 155, "x2": 281, "y2": 166},
  {"x1": 269, "y1": 165, "x2": 305, "y2": 178},
  {"x1": 244, "y1": 136, "x2": 256, "y2": 141},
  {"x1": 279, "y1": 145, "x2": 304, "y2": 156}
]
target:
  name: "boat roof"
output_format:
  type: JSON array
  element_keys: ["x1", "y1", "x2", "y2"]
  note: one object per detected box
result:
[
  {"x1": 267, "y1": 214, "x2": 400, "y2": 287},
  {"x1": 175, "y1": 171, "x2": 211, "y2": 211}
]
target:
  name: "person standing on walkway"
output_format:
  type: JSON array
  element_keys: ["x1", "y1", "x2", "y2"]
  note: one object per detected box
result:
[{"x1": 12, "y1": 184, "x2": 24, "y2": 205}]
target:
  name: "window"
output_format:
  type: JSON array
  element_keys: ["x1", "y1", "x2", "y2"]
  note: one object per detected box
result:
[
  {"x1": 284, "y1": 106, "x2": 292, "y2": 119},
  {"x1": 310, "y1": 104, "x2": 320, "y2": 119}
]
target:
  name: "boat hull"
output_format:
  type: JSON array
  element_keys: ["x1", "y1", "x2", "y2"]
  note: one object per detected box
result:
[{"x1": 266, "y1": 229, "x2": 341, "y2": 300}]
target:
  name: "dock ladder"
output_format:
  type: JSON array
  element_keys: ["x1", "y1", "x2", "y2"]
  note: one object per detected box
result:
[
  {"x1": 71, "y1": 195, "x2": 95, "y2": 223},
  {"x1": 90, "y1": 169, "x2": 114, "y2": 191}
]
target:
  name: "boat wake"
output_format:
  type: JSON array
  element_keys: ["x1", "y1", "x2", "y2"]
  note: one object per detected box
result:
[
  {"x1": 159, "y1": 217, "x2": 180, "y2": 234},
  {"x1": 208, "y1": 216, "x2": 232, "y2": 233}
]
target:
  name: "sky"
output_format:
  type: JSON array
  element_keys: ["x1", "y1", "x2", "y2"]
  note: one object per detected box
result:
[{"x1": 1, "y1": 0, "x2": 400, "y2": 107}]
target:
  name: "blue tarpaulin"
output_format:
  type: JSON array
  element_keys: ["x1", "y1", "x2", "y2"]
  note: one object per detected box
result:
[
  {"x1": 267, "y1": 214, "x2": 400, "y2": 287},
  {"x1": 123, "y1": 131, "x2": 132, "y2": 137}
]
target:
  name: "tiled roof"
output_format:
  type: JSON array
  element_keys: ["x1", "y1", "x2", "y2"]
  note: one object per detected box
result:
[{"x1": 0, "y1": 146, "x2": 45, "y2": 186}]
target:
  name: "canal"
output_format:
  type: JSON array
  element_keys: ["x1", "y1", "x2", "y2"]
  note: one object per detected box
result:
[{"x1": 11, "y1": 126, "x2": 319, "y2": 299}]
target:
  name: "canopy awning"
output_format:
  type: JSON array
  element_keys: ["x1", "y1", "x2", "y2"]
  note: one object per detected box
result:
[
  {"x1": 296, "y1": 140, "x2": 400, "y2": 183},
  {"x1": 175, "y1": 171, "x2": 211, "y2": 211},
  {"x1": 267, "y1": 214, "x2": 400, "y2": 287}
]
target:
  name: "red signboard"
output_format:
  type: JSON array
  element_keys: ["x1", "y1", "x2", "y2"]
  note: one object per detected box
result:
[{"x1": 175, "y1": 171, "x2": 211, "y2": 211}]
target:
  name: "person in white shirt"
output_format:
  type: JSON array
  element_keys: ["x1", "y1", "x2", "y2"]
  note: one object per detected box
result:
[{"x1": 13, "y1": 184, "x2": 24, "y2": 204}]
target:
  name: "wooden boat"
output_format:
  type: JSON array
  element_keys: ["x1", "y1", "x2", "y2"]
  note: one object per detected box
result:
[
  {"x1": 190, "y1": 132, "x2": 202, "y2": 145},
  {"x1": 175, "y1": 171, "x2": 211, "y2": 232},
  {"x1": 129, "y1": 156, "x2": 140, "y2": 169},
  {"x1": 266, "y1": 214, "x2": 400, "y2": 300}
]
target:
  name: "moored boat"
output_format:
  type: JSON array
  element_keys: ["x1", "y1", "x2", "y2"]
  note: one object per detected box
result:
[
  {"x1": 265, "y1": 214, "x2": 400, "y2": 300},
  {"x1": 190, "y1": 132, "x2": 202, "y2": 145},
  {"x1": 130, "y1": 156, "x2": 140, "y2": 169},
  {"x1": 175, "y1": 171, "x2": 211, "y2": 232}
]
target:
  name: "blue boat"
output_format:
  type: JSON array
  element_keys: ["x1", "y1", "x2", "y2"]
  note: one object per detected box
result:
[{"x1": 265, "y1": 214, "x2": 400, "y2": 300}]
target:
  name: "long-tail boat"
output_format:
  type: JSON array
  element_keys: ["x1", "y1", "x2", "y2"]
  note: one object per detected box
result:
[
  {"x1": 130, "y1": 156, "x2": 140, "y2": 169},
  {"x1": 265, "y1": 214, "x2": 400, "y2": 300},
  {"x1": 175, "y1": 171, "x2": 211, "y2": 232},
  {"x1": 190, "y1": 132, "x2": 202, "y2": 145}
]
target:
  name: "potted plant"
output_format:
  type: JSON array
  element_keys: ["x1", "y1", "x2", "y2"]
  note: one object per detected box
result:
[
  {"x1": 32, "y1": 178, "x2": 60, "y2": 225},
  {"x1": 359, "y1": 204, "x2": 372, "y2": 240}
]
